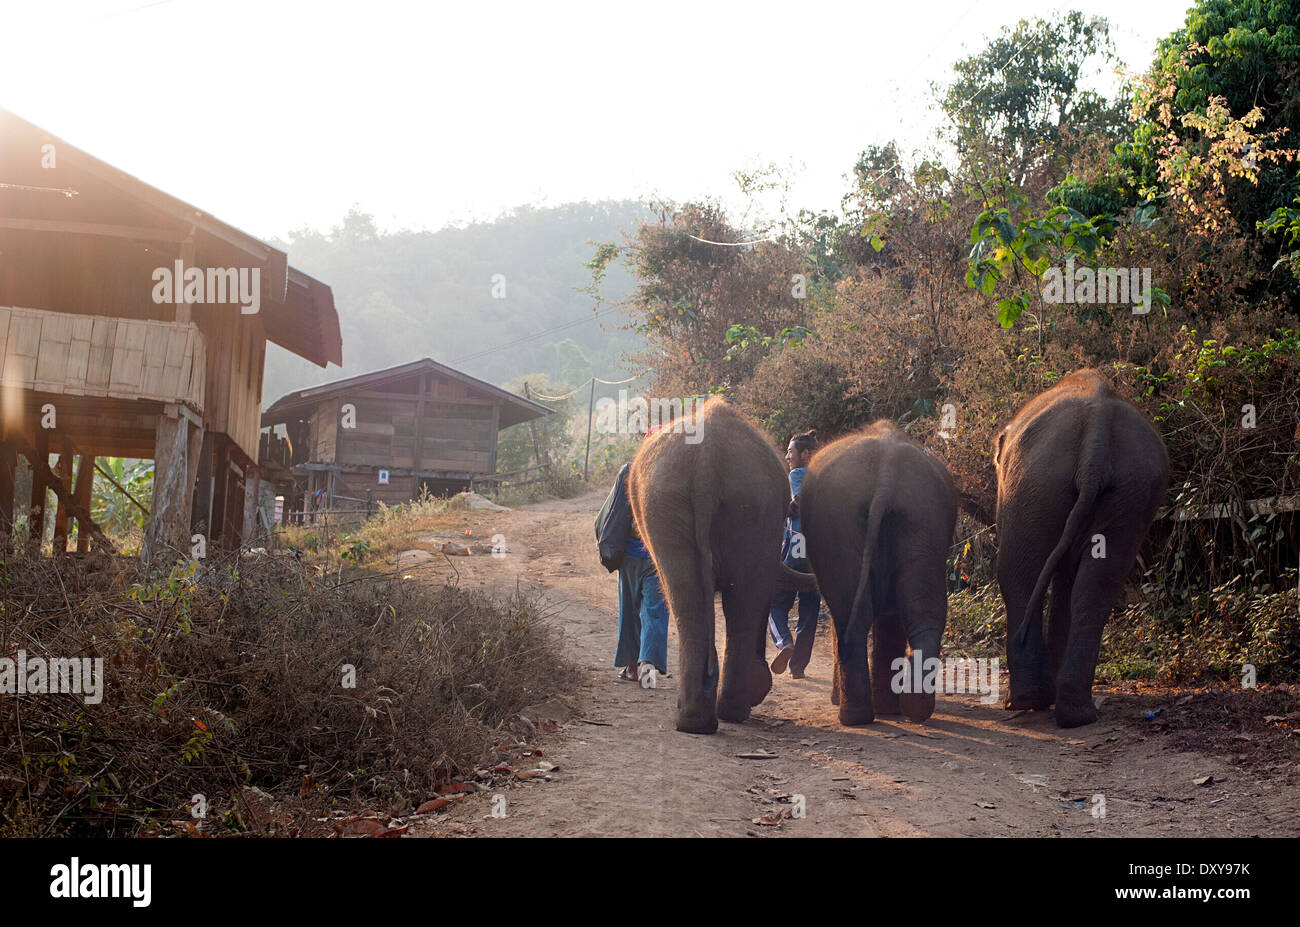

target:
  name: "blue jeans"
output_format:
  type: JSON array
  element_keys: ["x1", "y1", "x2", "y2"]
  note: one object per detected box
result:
[
  {"x1": 616, "y1": 555, "x2": 669, "y2": 674},
  {"x1": 768, "y1": 555, "x2": 820, "y2": 673}
]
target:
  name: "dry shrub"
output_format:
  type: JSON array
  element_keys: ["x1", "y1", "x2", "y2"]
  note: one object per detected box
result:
[{"x1": 0, "y1": 547, "x2": 577, "y2": 836}]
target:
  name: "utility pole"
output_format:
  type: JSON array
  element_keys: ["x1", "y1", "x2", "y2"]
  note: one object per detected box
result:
[{"x1": 583, "y1": 377, "x2": 595, "y2": 481}]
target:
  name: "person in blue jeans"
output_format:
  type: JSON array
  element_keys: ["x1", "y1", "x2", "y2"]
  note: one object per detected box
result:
[
  {"x1": 597, "y1": 461, "x2": 669, "y2": 688},
  {"x1": 615, "y1": 528, "x2": 669, "y2": 688},
  {"x1": 768, "y1": 430, "x2": 821, "y2": 678}
]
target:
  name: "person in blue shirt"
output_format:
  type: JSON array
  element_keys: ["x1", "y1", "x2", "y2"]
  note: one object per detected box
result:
[
  {"x1": 596, "y1": 455, "x2": 669, "y2": 689},
  {"x1": 768, "y1": 430, "x2": 821, "y2": 678}
]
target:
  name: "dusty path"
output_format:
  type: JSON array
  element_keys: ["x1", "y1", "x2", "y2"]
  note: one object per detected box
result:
[{"x1": 412, "y1": 491, "x2": 1299, "y2": 837}]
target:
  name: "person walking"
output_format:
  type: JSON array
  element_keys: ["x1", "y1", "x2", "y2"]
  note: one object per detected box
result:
[
  {"x1": 768, "y1": 430, "x2": 821, "y2": 678},
  {"x1": 596, "y1": 460, "x2": 669, "y2": 688}
]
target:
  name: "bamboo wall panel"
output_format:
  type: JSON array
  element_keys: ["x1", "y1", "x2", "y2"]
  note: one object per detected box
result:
[{"x1": 0, "y1": 305, "x2": 205, "y2": 410}]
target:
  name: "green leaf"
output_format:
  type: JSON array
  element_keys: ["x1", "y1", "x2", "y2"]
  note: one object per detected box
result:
[{"x1": 997, "y1": 294, "x2": 1028, "y2": 329}]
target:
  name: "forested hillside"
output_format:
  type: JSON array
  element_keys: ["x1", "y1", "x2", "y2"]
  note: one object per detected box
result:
[{"x1": 263, "y1": 200, "x2": 651, "y2": 402}]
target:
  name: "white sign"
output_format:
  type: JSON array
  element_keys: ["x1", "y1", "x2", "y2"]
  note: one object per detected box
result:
[{"x1": 377, "y1": 469, "x2": 390, "y2": 485}]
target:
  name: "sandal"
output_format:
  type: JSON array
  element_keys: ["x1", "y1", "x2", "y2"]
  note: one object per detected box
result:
[{"x1": 616, "y1": 666, "x2": 637, "y2": 681}]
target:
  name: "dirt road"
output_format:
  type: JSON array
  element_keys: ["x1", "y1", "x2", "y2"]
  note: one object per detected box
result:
[{"x1": 412, "y1": 491, "x2": 1299, "y2": 837}]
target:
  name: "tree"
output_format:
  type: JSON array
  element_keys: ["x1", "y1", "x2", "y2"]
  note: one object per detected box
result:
[{"x1": 940, "y1": 11, "x2": 1128, "y2": 189}]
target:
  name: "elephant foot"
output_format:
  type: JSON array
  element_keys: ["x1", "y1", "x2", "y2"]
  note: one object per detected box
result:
[
  {"x1": 716, "y1": 695, "x2": 752, "y2": 724},
  {"x1": 872, "y1": 687, "x2": 902, "y2": 716},
  {"x1": 675, "y1": 710, "x2": 719, "y2": 735},
  {"x1": 899, "y1": 691, "x2": 935, "y2": 723},
  {"x1": 1004, "y1": 688, "x2": 1053, "y2": 712},
  {"x1": 838, "y1": 702, "x2": 876, "y2": 726},
  {"x1": 747, "y1": 658, "x2": 774, "y2": 707},
  {"x1": 1055, "y1": 699, "x2": 1099, "y2": 728}
]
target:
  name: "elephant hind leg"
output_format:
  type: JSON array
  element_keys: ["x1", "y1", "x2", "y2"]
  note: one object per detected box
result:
[
  {"x1": 1055, "y1": 511, "x2": 1144, "y2": 728},
  {"x1": 999, "y1": 542, "x2": 1053, "y2": 712},
  {"x1": 893, "y1": 548, "x2": 947, "y2": 722},
  {"x1": 718, "y1": 578, "x2": 772, "y2": 723},
  {"x1": 826, "y1": 582, "x2": 874, "y2": 726},
  {"x1": 655, "y1": 546, "x2": 719, "y2": 734}
]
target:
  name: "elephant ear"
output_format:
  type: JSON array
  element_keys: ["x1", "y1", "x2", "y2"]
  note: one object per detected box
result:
[{"x1": 993, "y1": 428, "x2": 1006, "y2": 468}]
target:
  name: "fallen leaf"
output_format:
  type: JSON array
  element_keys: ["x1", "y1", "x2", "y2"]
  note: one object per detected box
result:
[
  {"x1": 342, "y1": 818, "x2": 386, "y2": 836},
  {"x1": 439, "y1": 783, "x2": 475, "y2": 795},
  {"x1": 976, "y1": 801, "x2": 996, "y2": 809},
  {"x1": 735, "y1": 751, "x2": 778, "y2": 760},
  {"x1": 1193, "y1": 775, "x2": 1215, "y2": 787},
  {"x1": 417, "y1": 798, "x2": 451, "y2": 814}
]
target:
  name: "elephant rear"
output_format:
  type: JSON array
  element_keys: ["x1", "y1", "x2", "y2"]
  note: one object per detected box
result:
[
  {"x1": 801, "y1": 422, "x2": 957, "y2": 725},
  {"x1": 627, "y1": 398, "x2": 791, "y2": 734}
]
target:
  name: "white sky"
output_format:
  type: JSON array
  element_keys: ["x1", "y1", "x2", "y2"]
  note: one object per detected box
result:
[{"x1": 2, "y1": 0, "x2": 1194, "y2": 240}]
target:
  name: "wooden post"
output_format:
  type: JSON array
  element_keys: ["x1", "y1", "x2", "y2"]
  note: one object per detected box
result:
[
  {"x1": 73, "y1": 452, "x2": 95, "y2": 554},
  {"x1": 12, "y1": 437, "x2": 115, "y2": 555},
  {"x1": 0, "y1": 442, "x2": 15, "y2": 550},
  {"x1": 174, "y1": 236, "x2": 195, "y2": 324},
  {"x1": 193, "y1": 430, "x2": 213, "y2": 537},
  {"x1": 146, "y1": 405, "x2": 198, "y2": 563},
  {"x1": 242, "y1": 466, "x2": 260, "y2": 545},
  {"x1": 29, "y1": 427, "x2": 49, "y2": 550},
  {"x1": 210, "y1": 437, "x2": 230, "y2": 547},
  {"x1": 52, "y1": 439, "x2": 73, "y2": 554},
  {"x1": 488, "y1": 401, "x2": 499, "y2": 477},
  {"x1": 412, "y1": 371, "x2": 428, "y2": 499},
  {"x1": 582, "y1": 378, "x2": 595, "y2": 482}
]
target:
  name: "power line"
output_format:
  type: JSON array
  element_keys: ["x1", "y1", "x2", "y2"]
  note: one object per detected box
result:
[
  {"x1": 457, "y1": 303, "x2": 624, "y2": 364},
  {"x1": 530, "y1": 371, "x2": 650, "y2": 402}
]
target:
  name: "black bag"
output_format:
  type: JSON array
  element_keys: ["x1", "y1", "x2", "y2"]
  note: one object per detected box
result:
[{"x1": 595, "y1": 464, "x2": 633, "y2": 572}]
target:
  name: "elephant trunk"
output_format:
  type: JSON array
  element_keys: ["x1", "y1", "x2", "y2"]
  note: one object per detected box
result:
[{"x1": 776, "y1": 561, "x2": 817, "y2": 593}]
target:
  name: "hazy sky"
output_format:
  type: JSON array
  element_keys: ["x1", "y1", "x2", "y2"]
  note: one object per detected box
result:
[{"x1": 3, "y1": 0, "x2": 1194, "y2": 241}]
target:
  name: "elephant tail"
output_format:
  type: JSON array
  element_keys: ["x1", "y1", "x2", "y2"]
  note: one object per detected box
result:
[
  {"x1": 1013, "y1": 404, "x2": 1112, "y2": 650},
  {"x1": 845, "y1": 474, "x2": 891, "y2": 653}
]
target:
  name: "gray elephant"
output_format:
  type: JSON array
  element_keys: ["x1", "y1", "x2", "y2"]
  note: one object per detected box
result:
[
  {"x1": 799, "y1": 421, "x2": 958, "y2": 725},
  {"x1": 995, "y1": 368, "x2": 1169, "y2": 728},
  {"x1": 628, "y1": 398, "x2": 815, "y2": 734}
]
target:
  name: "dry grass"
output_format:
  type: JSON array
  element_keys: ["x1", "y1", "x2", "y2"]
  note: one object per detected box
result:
[{"x1": 0, "y1": 544, "x2": 578, "y2": 836}]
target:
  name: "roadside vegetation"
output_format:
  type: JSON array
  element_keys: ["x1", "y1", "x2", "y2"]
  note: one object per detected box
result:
[{"x1": 0, "y1": 535, "x2": 577, "y2": 837}]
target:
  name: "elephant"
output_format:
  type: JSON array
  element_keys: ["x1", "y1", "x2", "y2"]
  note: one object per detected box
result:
[
  {"x1": 628, "y1": 398, "x2": 816, "y2": 735},
  {"x1": 798, "y1": 421, "x2": 958, "y2": 725},
  {"x1": 994, "y1": 368, "x2": 1169, "y2": 728}
]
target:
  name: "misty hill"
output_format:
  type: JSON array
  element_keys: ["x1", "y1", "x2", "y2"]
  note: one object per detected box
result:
[{"x1": 263, "y1": 200, "x2": 652, "y2": 404}]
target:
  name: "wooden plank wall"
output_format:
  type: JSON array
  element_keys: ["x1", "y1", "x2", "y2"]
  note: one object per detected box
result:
[
  {"x1": 334, "y1": 392, "x2": 495, "y2": 473},
  {"x1": 0, "y1": 305, "x2": 205, "y2": 410},
  {"x1": 195, "y1": 307, "x2": 263, "y2": 463},
  {"x1": 310, "y1": 398, "x2": 339, "y2": 463}
]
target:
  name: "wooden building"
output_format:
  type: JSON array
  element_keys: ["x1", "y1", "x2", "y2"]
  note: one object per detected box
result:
[
  {"x1": 259, "y1": 357, "x2": 550, "y2": 512},
  {"x1": 0, "y1": 107, "x2": 342, "y2": 557}
]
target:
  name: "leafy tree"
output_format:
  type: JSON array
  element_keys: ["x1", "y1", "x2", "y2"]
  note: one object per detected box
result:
[{"x1": 940, "y1": 11, "x2": 1128, "y2": 189}]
